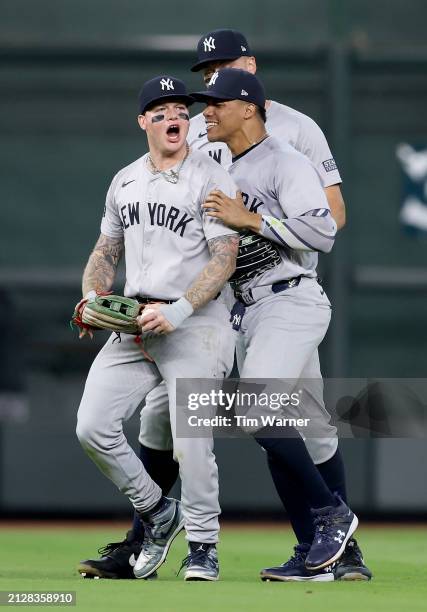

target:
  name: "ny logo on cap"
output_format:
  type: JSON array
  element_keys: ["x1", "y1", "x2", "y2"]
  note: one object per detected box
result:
[
  {"x1": 208, "y1": 72, "x2": 219, "y2": 87},
  {"x1": 203, "y1": 36, "x2": 216, "y2": 52},
  {"x1": 160, "y1": 78, "x2": 174, "y2": 91},
  {"x1": 241, "y1": 45, "x2": 247, "y2": 51},
  {"x1": 241, "y1": 89, "x2": 248, "y2": 96}
]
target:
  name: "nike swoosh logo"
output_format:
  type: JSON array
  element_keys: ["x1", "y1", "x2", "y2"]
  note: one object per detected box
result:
[
  {"x1": 129, "y1": 554, "x2": 136, "y2": 567},
  {"x1": 198, "y1": 131, "x2": 207, "y2": 138},
  {"x1": 122, "y1": 179, "x2": 135, "y2": 188}
]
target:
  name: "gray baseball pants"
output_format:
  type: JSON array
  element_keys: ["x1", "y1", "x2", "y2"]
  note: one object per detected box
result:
[
  {"x1": 236, "y1": 277, "x2": 337, "y2": 459},
  {"x1": 76, "y1": 301, "x2": 235, "y2": 543},
  {"x1": 139, "y1": 279, "x2": 337, "y2": 463}
]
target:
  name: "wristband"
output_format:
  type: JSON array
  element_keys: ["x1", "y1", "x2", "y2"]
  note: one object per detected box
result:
[{"x1": 159, "y1": 297, "x2": 194, "y2": 330}]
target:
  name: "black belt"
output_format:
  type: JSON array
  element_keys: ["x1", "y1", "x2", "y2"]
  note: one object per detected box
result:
[
  {"x1": 230, "y1": 276, "x2": 304, "y2": 331},
  {"x1": 272, "y1": 276, "x2": 303, "y2": 293},
  {"x1": 134, "y1": 296, "x2": 176, "y2": 304},
  {"x1": 135, "y1": 292, "x2": 221, "y2": 305}
]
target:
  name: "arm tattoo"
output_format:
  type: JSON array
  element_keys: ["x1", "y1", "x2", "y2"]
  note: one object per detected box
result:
[
  {"x1": 185, "y1": 234, "x2": 239, "y2": 310},
  {"x1": 82, "y1": 233, "x2": 124, "y2": 296}
]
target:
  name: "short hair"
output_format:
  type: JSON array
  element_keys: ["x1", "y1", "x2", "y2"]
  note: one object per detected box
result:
[{"x1": 257, "y1": 105, "x2": 267, "y2": 123}]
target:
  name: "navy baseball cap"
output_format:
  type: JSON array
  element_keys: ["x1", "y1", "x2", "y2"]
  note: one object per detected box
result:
[
  {"x1": 138, "y1": 75, "x2": 195, "y2": 114},
  {"x1": 191, "y1": 29, "x2": 252, "y2": 72},
  {"x1": 191, "y1": 68, "x2": 265, "y2": 108}
]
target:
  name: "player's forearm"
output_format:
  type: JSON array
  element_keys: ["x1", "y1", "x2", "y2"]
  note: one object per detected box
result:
[
  {"x1": 241, "y1": 211, "x2": 262, "y2": 233},
  {"x1": 260, "y1": 210, "x2": 337, "y2": 253},
  {"x1": 185, "y1": 234, "x2": 239, "y2": 310},
  {"x1": 157, "y1": 235, "x2": 237, "y2": 330},
  {"x1": 325, "y1": 185, "x2": 346, "y2": 230},
  {"x1": 82, "y1": 234, "x2": 124, "y2": 296},
  {"x1": 184, "y1": 257, "x2": 231, "y2": 311}
]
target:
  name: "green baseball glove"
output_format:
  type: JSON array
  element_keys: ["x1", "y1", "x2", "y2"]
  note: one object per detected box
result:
[{"x1": 71, "y1": 294, "x2": 143, "y2": 335}]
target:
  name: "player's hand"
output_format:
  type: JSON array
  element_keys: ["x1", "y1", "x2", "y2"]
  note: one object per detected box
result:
[
  {"x1": 137, "y1": 303, "x2": 175, "y2": 335},
  {"x1": 73, "y1": 298, "x2": 94, "y2": 339},
  {"x1": 203, "y1": 190, "x2": 256, "y2": 230}
]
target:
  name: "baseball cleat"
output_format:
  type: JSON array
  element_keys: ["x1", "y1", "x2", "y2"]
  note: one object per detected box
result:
[
  {"x1": 133, "y1": 498, "x2": 185, "y2": 579},
  {"x1": 179, "y1": 542, "x2": 219, "y2": 581},
  {"x1": 334, "y1": 538, "x2": 372, "y2": 581},
  {"x1": 305, "y1": 495, "x2": 359, "y2": 570},
  {"x1": 77, "y1": 530, "x2": 147, "y2": 579},
  {"x1": 260, "y1": 543, "x2": 335, "y2": 582}
]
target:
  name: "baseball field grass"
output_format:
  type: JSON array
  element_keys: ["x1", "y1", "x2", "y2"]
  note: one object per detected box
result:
[{"x1": 0, "y1": 524, "x2": 426, "y2": 611}]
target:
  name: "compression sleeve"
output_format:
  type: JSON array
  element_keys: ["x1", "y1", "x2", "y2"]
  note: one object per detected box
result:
[{"x1": 260, "y1": 209, "x2": 337, "y2": 253}]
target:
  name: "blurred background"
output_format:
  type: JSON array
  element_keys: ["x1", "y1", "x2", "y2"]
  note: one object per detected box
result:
[{"x1": 0, "y1": 0, "x2": 426, "y2": 520}]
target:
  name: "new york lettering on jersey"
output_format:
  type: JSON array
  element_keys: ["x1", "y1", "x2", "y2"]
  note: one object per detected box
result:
[
  {"x1": 241, "y1": 192, "x2": 263, "y2": 213},
  {"x1": 117, "y1": 200, "x2": 194, "y2": 237},
  {"x1": 228, "y1": 188, "x2": 282, "y2": 286},
  {"x1": 100, "y1": 150, "x2": 237, "y2": 300}
]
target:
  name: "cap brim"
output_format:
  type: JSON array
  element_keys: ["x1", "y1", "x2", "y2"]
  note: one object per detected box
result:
[
  {"x1": 190, "y1": 54, "x2": 241, "y2": 72},
  {"x1": 190, "y1": 90, "x2": 233, "y2": 103},
  {"x1": 142, "y1": 94, "x2": 195, "y2": 114}
]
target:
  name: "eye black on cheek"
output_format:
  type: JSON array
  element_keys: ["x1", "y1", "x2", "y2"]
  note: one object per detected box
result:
[{"x1": 151, "y1": 114, "x2": 165, "y2": 123}]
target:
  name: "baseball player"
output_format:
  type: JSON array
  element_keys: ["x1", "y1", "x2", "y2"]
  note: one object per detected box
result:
[
  {"x1": 191, "y1": 67, "x2": 359, "y2": 577},
  {"x1": 188, "y1": 29, "x2": 346, "y2": 230},
  {"x1": 78, "y1": 30, "x2": 371, "y2": 582},
  {"x1": 75, "y1": 75, "x2": 238, "y2": 582}
]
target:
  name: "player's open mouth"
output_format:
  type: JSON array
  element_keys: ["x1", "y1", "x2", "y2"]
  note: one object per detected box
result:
[
  {"x1": 206, "y1": 122, "x2": 218, "y2": 131},
  {"x1": 166, "y1": 124, "x2": 180, "y2": 142}
]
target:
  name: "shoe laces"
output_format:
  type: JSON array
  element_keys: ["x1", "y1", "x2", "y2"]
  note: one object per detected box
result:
[
  {"x1": 97, "y1": 530, "x2": 136, "y2": 556},
  {"x1": 283, "y1": 544, "x2": 309, "y2": 568},
  {"x1": 177, "y1": 554, "x2": 192, "y2": 576},
  {"x1": 176, "y1": 546, "x2": 211, "y2": 576},
  {"x1": 141, "y1": 526, "x2": 155, "y2": 555},
  {"x1": 313, "y1": 513, "x2": 337, "y2": 544}
]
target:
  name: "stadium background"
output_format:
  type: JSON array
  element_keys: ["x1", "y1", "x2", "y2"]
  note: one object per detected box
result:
[{"x1": 0, "y1": 0, "x2": 426, "y2": 520}]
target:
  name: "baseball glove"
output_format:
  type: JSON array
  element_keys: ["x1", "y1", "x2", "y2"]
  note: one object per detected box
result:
[{"x1": 71, "y1": 294, "x2": 143, "y2": 335}]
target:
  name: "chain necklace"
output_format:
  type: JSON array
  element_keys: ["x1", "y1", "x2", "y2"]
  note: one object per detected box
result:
[{"x1": 147, "y1": 143, "x2": 190, "y2": 184}]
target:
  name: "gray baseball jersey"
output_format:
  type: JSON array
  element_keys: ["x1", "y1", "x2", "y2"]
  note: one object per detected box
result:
[
  {"x1": 229, "y1": 136, "x2": 335, "y2": 292},
  {"x1": 101, "y1": 149, "x2": 237, "y2": 300},
  {"x1": 188, "y1": 100, "x2": 342, "y2": 187}
]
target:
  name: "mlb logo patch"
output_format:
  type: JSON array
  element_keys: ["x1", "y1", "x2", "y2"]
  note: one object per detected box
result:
[
  {"x1": 396, "y1": 143, "x2": 427, "y2": 232},
  {"x1": 322, "y1": 158, "x2": 337, "y2": 173}
]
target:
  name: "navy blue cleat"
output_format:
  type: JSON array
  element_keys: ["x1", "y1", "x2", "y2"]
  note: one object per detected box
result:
[
  {"x1": 335, "y1": 538, "x2": 373, "y2": 581},
  {"x1": 306, "y1": 496, "x2": 359, "y2": 570},
  {"x1": 260, "y1": 543, "x2": 335, "y2": 582},
  {"x1": 179, "y1": 542, "x2": 219, "y2": 581}
]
